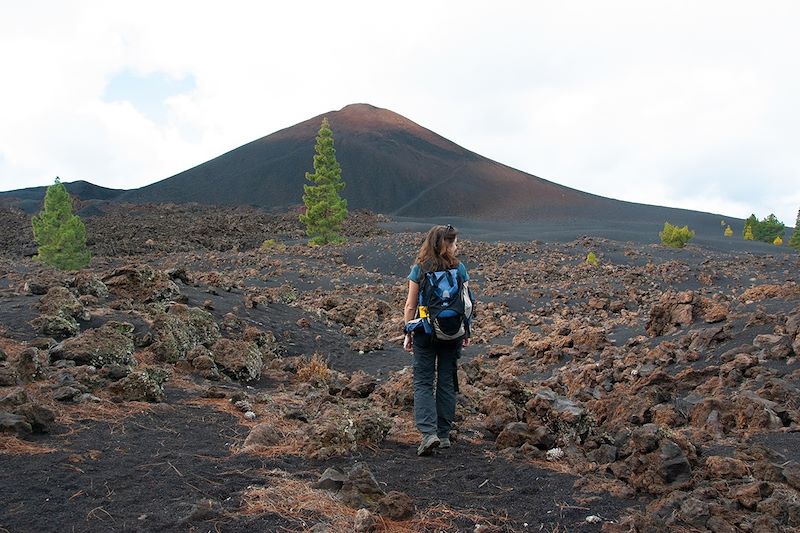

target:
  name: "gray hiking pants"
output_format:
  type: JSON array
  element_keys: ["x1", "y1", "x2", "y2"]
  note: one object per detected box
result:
[{"x1": 412, "y1": 332, "x2": 460, "y2": 438}]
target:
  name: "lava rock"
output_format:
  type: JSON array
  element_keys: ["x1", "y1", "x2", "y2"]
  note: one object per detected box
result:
[
  {"x1": 0, "y1": 412, "x2": 32, "y2": 435},
  {"x1": 314, "y1": 467, "x2": 348, "y2": 491},
  {"x1": 339, "y1": 463, "x2": 385, "y2": 509},
  {"x1": 50, "y1": 321, "x2": 135, "y2": 367},
  {"x1": 109, "y1": 368, "x2": 168, "y2": 402},
  {"x1": 151, "y1": 305, "x2": 220, "y2": 363},
  {"x1": 211, "y1": 339, "x2": 263, "y2": 382},
  {"x1": 377, "y1": 491, "x2": 414, "y2": 520}
]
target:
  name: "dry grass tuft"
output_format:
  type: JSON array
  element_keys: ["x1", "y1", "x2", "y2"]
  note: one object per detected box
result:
[
  {"x1": 185, "y1": 396, "x2": 308, "y2": 457},
  {"x1": 163, "y1": 372, "x2": 208, "y2": 393},
  {"x1": 184, "y1": 386, "x2": 314, "y2": 457},
  {"x1": 0, "y1": 435, "x2": 56, "y2": 455},
  {"x1": 296, "y1": 353, "x2": 331, "y2": 385},
  {"x1": 394, "y1": 503, "x2": 509, "y2": 532},
  {"x1": 240, "y1": 442, "x2": 307, "y2": 458},
  {"x1": 184, "y1": 397, "x2": 255, "y2": 426},
  {"x1": 242, "y1": 472, "x2": 510, "y2": 533},
  {"x1": 407, "y1": 503, "x2": 490, "y2": 531},
  {"x1": 56, "y1": 397, "x2": 154, "y2": 427},
  {"x1": 521, "y1": 455, "x2": 575, "y2": 475},
  {"x1": 241, "y1": 475, "x2": 357, "y2": 530}
]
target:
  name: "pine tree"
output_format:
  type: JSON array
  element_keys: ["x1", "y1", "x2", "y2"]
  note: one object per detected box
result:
[
  {"x1": 743, "y1": 223, "x2": 754, "y2": 241},
  {"x1": 299, "y1": 118, "x2": 348, "y2": 245},
  {"x1": 31, "y1": 178, "x2": 91, "y2": 270},
  {"x1": 743, "y1": 214, "x2": 757, "y2": 240},
  {"x1": 753, "y1": 213, "x2": 785, "y2": 242},
  {"x1": 789, "y1": 209, "x2": 800, "y2": 251}
]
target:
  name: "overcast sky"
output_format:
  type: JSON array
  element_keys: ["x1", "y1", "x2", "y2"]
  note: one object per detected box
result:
[{"x1": 1, "y1": 1, "x2": 798, "y2": 226}]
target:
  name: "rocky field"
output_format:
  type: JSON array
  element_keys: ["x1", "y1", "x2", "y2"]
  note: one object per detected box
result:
[{"x1": 1, "y1": 203, "x2": 799, "y2": 532}]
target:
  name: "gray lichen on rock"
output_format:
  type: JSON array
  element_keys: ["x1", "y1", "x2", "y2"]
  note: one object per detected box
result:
[{"x1": 151, "y1": 304, "x2": 220, "y2": 363}]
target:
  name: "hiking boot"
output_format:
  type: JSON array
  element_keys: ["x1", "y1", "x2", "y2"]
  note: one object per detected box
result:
[
  {"x1": 417, "y1": 434, "x2": 440, "y2": 456},
  {"x1": 439, "y1": 437, "x2": 451, "y2": 449}
]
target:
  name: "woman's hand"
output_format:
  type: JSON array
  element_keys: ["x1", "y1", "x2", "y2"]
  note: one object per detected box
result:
[
  {"x1": 403, "y1": 333, "x2": 413, "y2": 353},
  {"x1": 462, "y1": 336, "x2": 471, "y2": 347}
]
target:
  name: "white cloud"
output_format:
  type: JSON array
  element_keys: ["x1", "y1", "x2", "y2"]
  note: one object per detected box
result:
[{"x1": 0, "y1": 1, "x2": 798, "y2": 225}]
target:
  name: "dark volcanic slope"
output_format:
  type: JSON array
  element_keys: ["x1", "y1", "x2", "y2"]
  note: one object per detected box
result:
[{"x1": 118, "y1": 104, "x2": 611, "y2": 219}]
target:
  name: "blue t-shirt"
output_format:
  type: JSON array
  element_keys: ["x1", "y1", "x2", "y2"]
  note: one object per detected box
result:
[{"x1": 408, "y1": 262, "x2": 469, "y2": 284}]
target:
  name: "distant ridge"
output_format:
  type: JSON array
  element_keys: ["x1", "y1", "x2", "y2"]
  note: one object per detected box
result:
[
  {"x1": 0, "y1": 181, "x2": 123, "y2": 213},
  {"x1": 0, "y1": 104, "x2": 765, "y2": 237}
]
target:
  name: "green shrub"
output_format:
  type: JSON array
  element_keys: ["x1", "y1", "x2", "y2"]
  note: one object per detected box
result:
[
  {"x1": 585, "y1": 251, "x2": 599, "y2": 266},
  {"x1": 31, "y1": 178, "x2": 91, "y2": 270},
  {"x1": 774, "y1": 235, "x2": 783, "y2": 246},
  {"x1": 724, "y1": 225, "x2": 733, "y2": 237},
  {"x1": 659, "y1": 222, "x2": 695, "y2": 248},
  {"x1": 259, "y1": 239, "x2": 286, "y2": 252}
]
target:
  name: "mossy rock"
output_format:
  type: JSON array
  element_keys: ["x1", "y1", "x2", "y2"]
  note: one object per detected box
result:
[
  {"x1": 211, "y1": 339, "x2": 263, "y2": 382},
  {"x1": 71, "y1": 272, "x2": 110, "y2": 298},
  {"x1": 37, "y1": 286, "x2": 88, "y2": 320},
  {"x1": 31, "y1": 314, "x2": 80, "y2": 337},
  {"x1": 151, "y1": 304, "x2": 220, "y2": 363},
  {"x1": 50, "y1": 321, "x2": 136, "y2": 367},
  {"x1": 109, "y1": 367, "x2": 169, "y2": 402},
  {"x1": 102, "y1": 264, "x2": 181, "y2": 303}
]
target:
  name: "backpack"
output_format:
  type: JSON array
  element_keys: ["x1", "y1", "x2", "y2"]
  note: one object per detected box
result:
[{"x1": 418, "y1": 267, "x2": 474, "y2": 341}]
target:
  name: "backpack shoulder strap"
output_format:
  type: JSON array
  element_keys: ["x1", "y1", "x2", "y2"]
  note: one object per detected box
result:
[{"x1": 417, "y1": 266, "x2": 429, "y2": 305}]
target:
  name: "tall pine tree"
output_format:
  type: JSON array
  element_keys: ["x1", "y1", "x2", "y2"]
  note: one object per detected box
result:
[
  {"x1": 743, "y1": 222, "x2": 754, "y2": 241},
  {"x1": 31, "y1": 178, "x2": 91, "y2": 270},
  {"x1": 743, "y1": 214, "x2": 757, "y2": 240},
  {"x1": 789, "y1": 208, "x2": 800, "y2": 251},
  {"x1": 300, "y1": 118, "x2": 348, "y2": 245}
]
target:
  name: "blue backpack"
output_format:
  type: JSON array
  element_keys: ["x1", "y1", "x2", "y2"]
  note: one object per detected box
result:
[{"x1": 417, "y1": 267, "x2": 474, "y2": 341}]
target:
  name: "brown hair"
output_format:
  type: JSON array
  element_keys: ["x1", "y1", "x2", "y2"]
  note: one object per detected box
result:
[{"x1": 415, "y1": 224, "x2": 459, "y2": 272}]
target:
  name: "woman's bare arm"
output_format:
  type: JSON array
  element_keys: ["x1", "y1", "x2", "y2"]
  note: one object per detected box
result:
[{"x1": 404, "y1": 280, "x2": 419, "y2": 323}]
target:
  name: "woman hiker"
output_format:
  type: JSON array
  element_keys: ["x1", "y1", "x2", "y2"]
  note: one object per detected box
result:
[{"x1": 403, "y1": 224, "x2": 472, "y2": 456}]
